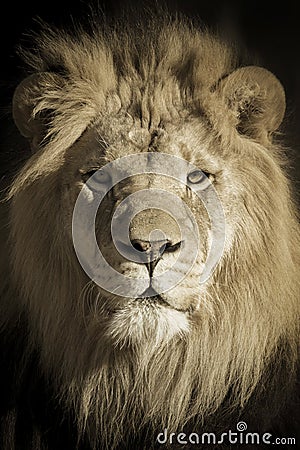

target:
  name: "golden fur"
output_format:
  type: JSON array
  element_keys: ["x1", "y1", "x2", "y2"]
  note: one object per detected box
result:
[{"x1": 1, "y1": 13, "x2": 299, "y2": 450}]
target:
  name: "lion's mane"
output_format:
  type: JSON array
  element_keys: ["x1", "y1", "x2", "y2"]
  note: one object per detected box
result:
[{"x1": 0, "y1": 12, "x2": 299, "y2": 450}]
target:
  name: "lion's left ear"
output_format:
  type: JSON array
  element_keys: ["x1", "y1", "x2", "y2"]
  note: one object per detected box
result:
[{"x1": 216, "y1": 66, "x2": 286, "y2": 140}]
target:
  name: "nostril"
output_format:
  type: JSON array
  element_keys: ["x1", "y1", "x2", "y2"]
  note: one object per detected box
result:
[
  {"x1": 164, "y1": 241, "x2": 181, "y2": 253},
  {"x1": 131, "y1": 239, "x2": 151, "y2": 252}
]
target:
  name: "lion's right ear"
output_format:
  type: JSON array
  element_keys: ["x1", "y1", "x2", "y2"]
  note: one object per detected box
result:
[{"x1": 13, "y1": 72, "x2": 63, "y2": 150}]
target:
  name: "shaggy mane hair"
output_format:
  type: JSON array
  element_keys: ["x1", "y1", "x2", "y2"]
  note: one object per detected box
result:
[{"x1": 0, "y1": 11, "x2": 299, "y2": 450}]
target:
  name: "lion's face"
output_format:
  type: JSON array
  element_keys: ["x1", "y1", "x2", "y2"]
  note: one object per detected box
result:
[{"x1": 59, "y1": 114, "x2": 229, "y2": 343}]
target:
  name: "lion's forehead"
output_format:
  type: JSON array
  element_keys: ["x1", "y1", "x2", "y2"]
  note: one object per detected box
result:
[{"x1": 91, "y1": 111, "x2": 212, "y2": 164}]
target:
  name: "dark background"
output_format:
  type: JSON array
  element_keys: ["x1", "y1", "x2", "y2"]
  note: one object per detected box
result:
[{"x1": 1, "y1": 0, "x2": 299, "y2": 183}]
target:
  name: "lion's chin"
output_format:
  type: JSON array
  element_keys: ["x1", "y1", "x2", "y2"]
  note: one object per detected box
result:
[{"x1": 105, "y1": 297, "x2": 190, "y2": 347}]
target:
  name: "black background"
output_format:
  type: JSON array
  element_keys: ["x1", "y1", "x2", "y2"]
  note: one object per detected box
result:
[{"x1": 1, "y1": 0, "x2": 299, "y2": 183}]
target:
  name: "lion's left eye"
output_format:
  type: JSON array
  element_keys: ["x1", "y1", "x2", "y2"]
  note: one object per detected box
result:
[{"x1": 187, "y1": 170, "x2": 210, "y2": 184}]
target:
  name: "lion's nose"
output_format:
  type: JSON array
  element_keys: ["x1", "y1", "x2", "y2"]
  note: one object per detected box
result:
[{"x1": 114, "y1": 208, "x2": 182, "y2": 269}]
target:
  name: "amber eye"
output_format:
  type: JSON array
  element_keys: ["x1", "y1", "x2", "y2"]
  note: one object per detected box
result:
[
  {"x1": 187, "y1": 170, "x2": 209, "y2": 184},
  {"x1": 83, "y1": 169, "x2": 111, "y2": 191}
]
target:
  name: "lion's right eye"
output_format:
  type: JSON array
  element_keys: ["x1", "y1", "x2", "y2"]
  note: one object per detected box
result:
[{"x1": 82, "y1": 169, "x2": 111, "y2": 191}]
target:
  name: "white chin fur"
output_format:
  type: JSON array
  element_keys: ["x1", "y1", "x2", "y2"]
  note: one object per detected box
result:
[{"x1": 106, "y1": 301, "x2": 190, "y2": 347}]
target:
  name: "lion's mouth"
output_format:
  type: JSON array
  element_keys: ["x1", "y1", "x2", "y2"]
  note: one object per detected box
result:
[
  {"x1": 102, "y1": 287, "x2": 193, "y2": 314},
  {"x1": 135, "y1": 287, "x2": 190, "y2": 313}
]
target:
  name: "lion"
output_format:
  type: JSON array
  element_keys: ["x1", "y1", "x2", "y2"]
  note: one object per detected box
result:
[{"x1": 0, "y1": 12, "x2": 299, "y2": 450}]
